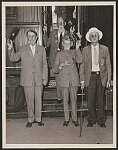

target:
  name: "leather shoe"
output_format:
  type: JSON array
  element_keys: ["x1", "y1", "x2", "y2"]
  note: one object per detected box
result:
[
  {"x1": 57, "y1": 99, "x2": 63, "y2": 104},
  {"x1": 63, "y1": 121, "x2": 69, "y2": 127},
  {"x1": 87, "y1": 123, "x2": 94, "y2": 127},
  {"x1": 36, "y1": 121, "x2": 44, "y2": 126},
  {"x1": 26, "y1": 122, "x2": 32, "y2": 128},
  {"x1": 72, "y1": 121, "x2": 80, "y2": 127},
  {"x1": 100, "y1": 124, "x2": 106, "y2": 128}
]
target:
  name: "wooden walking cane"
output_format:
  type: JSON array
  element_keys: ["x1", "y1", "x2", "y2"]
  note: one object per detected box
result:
[{"x1": 79, "y1": 88, "x2": 84, "y2": 137}]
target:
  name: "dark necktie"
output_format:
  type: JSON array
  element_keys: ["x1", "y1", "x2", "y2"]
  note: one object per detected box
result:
[{"x1": 59, "y1": 33, "x2": 62, "y2": 50}]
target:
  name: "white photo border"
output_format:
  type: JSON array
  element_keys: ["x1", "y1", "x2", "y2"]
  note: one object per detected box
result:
[{"x1": 2, "y1": 1, "x2": 116, "y2": 148}]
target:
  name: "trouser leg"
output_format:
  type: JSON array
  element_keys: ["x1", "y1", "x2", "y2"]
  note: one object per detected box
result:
[
  {"x1": 35, "y1": 86, "x2": 43, "y2": 122},
  {"x1": 87, "y1": 74, "x2": 97, "y2": 124},
  {"x1": 24, "y1": 85, "x2": 34, "y2": 123},
  {"x1": 96, "y1": 76, "x2": 106, "y2": 124},
  {"x1": 70, "y1": 86, "x2": 78, "y2": 122},
  {"x1": 61, "y1": 87, "x2": 69, "y2": 121},
  {"x1": 55, "y1": 74, "x2": 62, "y2": 100}
]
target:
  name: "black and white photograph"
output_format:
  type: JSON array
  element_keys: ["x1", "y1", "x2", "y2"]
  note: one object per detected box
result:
[{"x1": 2, "y1": 1, "x2": 116, "y2": 148}]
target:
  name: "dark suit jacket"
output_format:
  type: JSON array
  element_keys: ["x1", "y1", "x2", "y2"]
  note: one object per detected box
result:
[
  {"x1": 8, "y1": 44, "x2": 48, "y2": 87},
  {"x1": 79, "y1": 44, "x2": 111, "y2": 87},
  {"x1": 53, "y1": 48, "x2": 82, "y2": 87},
  {"x1": 47, "y1": 29, "x2": 69, "y2": 68}
]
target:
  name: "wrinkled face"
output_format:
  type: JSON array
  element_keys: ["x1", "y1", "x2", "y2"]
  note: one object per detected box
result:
[
  {"x1": 27, "y1": 31, "x2": 37, "y2": 46},
  {"x1": 89, "y1": 31, "x2": 99, "y2": 44},
  {"x1": 63, "y1": 39, "x2": 71, "y2": 51}
]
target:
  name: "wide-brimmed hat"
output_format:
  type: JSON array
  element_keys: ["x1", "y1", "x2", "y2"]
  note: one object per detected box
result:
[{"x1": 86, "y1": 27, "x2": 103, "y2": 42}]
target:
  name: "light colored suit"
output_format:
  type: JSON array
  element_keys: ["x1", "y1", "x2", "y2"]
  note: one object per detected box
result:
[
  {"x1": 8, "y1": 44, "x2": 48, "y2": 86},
  {"x1": 80, "y1": 44, "x2": 111, "y2": 87},
  {"x1": 8, "y1": 44, "x2": 48, "y2": 122},
  {"x1": 53, "y1": 49, "x2": 82, "y2": 87},
  {"x1": 53, "y1": 48, "x2": 82, "y2": 121}
]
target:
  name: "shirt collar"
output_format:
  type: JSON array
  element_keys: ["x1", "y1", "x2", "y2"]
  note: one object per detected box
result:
[
  {"x1": 91, "y1": 43, "x2": 99, "y2": 49},
  {"x1": 30, "y1": 44, "x2": 36, "y2": 49}
]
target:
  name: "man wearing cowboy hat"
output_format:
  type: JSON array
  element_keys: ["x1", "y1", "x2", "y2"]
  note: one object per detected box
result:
[{"x1": 80, "y1": 27, "x2": 111, "y2": 128}]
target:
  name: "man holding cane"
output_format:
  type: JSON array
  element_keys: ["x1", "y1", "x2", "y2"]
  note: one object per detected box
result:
[
  {"x1": 80, "y1": 27, "x2": 111, "y2": 128},
  {"x1": 53, "y1": 34, "x2": 82, "y2": 126}
]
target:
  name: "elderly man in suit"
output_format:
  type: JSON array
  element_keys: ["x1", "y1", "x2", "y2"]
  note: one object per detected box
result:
[
  {"x1": 7, "y1": 30, "x2": 48, "y2": 128},
  {"x1": 45, "y1": 17, "x2": 69, "y2": 104},
  {"x1": 53, "y1": 34, "x2": 82, "y2": 127},
  {"x1": 80, "y1": 27, "x2": 111, "y2": 128}
]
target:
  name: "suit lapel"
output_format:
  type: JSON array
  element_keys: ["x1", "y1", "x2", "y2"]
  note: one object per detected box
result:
[
  {"x1": 87, "y1": 45, "x2": 92, "y2": 65},
  {"x1": 27, "y1": 44, "x2": 39, "y2": 59},
  {"x1": 87, "y1": 44, "x2": 103, "y2": 64},
  {"x1": 99, "y1": 44, "x2": 104, "y2": 62},
  {"x1": 34, "y1": 45, "x2": 39, "y2": 59},
  {"x1": 27, "y1": 45, "x2": 33, "y2": 57}
]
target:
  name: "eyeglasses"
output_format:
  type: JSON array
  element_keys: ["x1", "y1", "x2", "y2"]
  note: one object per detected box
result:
[{"x1": 90, "y1": 33, "x2": 99, "y2": 38}]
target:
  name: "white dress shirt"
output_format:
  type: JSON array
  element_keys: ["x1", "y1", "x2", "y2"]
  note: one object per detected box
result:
[
  {"x1": 30, "y1": 44, "x2": 36, "y2": 57},
  {"x1": 81, "y1": 44, "x2": 100, "y2": 84},
  {"x1": 91, "y1": 44, "x2": 100, "y2": 71}
]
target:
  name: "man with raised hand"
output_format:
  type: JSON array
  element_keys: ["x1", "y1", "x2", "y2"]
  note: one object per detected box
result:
[
  {"x1": 53, "y1": 34, "x2": 82, "y2": 127},
  {"x1": 7, "y1": 30, "x2": 48, "y2": 128}
]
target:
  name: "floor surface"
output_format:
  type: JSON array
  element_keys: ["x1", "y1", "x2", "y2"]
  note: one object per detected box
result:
[{"x1": 5, "y1": 116, "x2": 115, "y2": 148}]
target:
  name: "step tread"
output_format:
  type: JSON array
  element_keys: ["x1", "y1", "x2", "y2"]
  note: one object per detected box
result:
[{"x1": 6, "y1": 107, "x2": 111, "y2": 115}]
